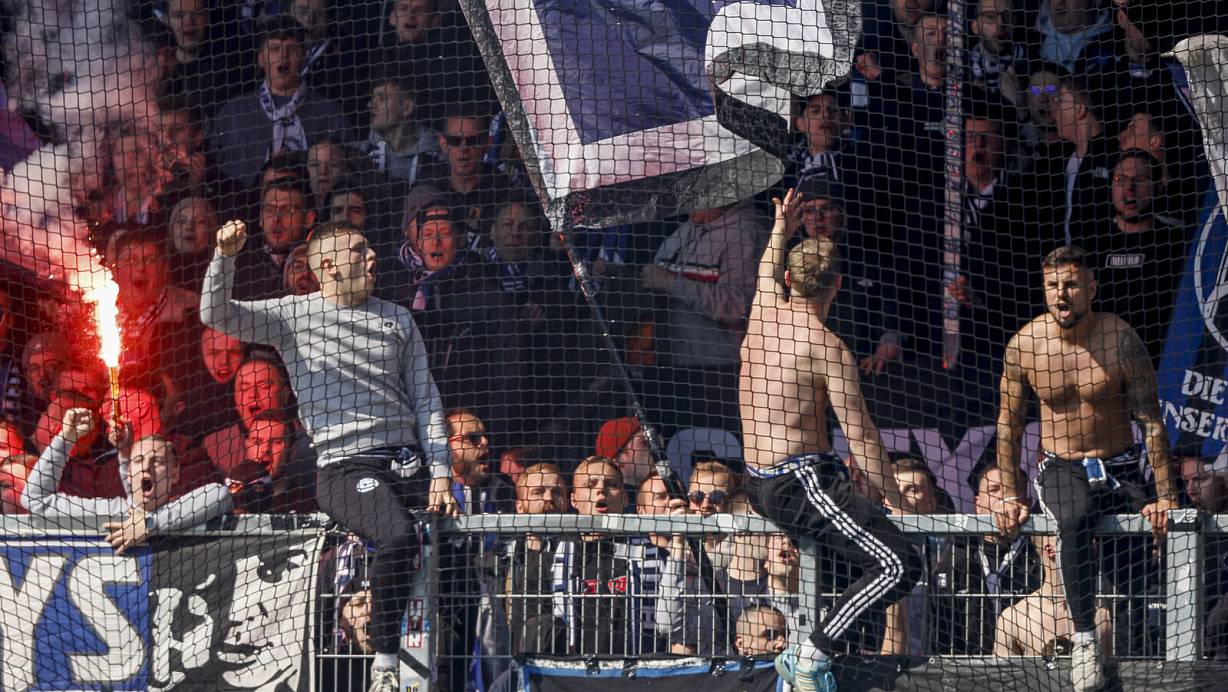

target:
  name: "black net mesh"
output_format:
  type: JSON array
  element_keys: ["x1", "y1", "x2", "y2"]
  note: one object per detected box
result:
[{"x1": 0, "y1": 0, "x2": 1226, "y2": 690}]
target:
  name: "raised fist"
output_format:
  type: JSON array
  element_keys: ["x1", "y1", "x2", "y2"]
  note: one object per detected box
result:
[
  {"x1": 60, "y1": 408, "x2": 94, "y2": 444},
  {"x1": 216, "y1": 220, "x2": 248, "y2": 257}
]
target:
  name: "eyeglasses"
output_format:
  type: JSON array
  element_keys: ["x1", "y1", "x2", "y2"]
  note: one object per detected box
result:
[
  {"x1": 443, "y1": 134, "x2": 486, "y2": 148},
  {"x1": 1028, "y1": 84, "x2": 1059, "y2": 97},
  {"x1": 688, "y1": 490, "x2": 729, "y2": 506},
  {"x1": 450, "y1": 431, "x2": 486, "y2": 445}
]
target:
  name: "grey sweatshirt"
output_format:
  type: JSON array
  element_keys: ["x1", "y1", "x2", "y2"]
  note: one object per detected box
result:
[
  {"x1": 200, "y1": 250, "x2": 449, "y2": 477},
  {"x1": 22, "y1": 435, "x2": 232, "y2": 532}
]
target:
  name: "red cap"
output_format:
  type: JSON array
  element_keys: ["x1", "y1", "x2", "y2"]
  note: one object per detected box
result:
[{"x1": 595, "y1": 417, "x2": 639, "y2": 458}]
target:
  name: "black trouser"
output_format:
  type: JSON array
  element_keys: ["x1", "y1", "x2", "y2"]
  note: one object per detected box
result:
[
  {"x1": 317, "y1": 452, "x2": 428, "y2": 656},
  {"x1": 748, "y1": 454, "x2": 923, "y2": 653},
  {"x1": 1035, "y1": 451, "x2": 1148, "y2": 634}
]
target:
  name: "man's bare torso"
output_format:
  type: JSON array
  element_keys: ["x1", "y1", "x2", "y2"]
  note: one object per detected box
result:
[
  {"x1": 997, "y1": 593, "x2": 1111, "y2": 657},
  {"x1": 1015, "y1": 313, "x2": 1135, "y2": 459},
  {"x1": 740, "y1": 300, "x2": 836, "y2": 470}
]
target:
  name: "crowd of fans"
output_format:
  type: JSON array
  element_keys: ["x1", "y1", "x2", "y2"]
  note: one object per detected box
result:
[{"x1": 0, "y1": 0, "x2": 1224, "y2": 688}]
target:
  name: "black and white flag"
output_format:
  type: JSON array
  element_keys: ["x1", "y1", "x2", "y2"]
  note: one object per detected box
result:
[{"x1": 149, "y1": 532, "x2": 322, "y2": 692}]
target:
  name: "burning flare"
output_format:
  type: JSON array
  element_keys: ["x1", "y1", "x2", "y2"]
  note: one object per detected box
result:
[{"x1": 79, "y1": 265, "x2": 122, "y2": 406}]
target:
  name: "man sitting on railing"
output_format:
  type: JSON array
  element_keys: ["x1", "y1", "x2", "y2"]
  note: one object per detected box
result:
[
  {"x1": 22, "y1": 408, "x2": 232, "y2": 553},
  {"x1": 995, "y1": 245, "x2": 1177, "y2": 691},
  {"x1": 739, "y1": 189, "x2": 922, "y2": 691},
  {"x1": 202, "y1": 219, "x2": 456, "y2": 692}
]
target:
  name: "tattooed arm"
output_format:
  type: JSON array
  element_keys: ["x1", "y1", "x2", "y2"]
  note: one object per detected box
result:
[
  {"x1": 1119, "y1": 325, "x2": 1175, "y2": 500},
  {"x1": 1120, "y1": 323, "x2": 1178, "y2": 542},
  {"x1": 993, "y1": 332, "x2": 1032, "y2": 538}
]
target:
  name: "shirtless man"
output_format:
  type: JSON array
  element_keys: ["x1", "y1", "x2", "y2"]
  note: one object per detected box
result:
[
  {"x1": 993, "y1": 533, "x2": 1112, "y2": 659},
  {"x1": 994, "y1": 245, "x2": 1177, "y2": 692},
  {"x1": 740, "y1": 189, "x2": 921, "y2": 692}
]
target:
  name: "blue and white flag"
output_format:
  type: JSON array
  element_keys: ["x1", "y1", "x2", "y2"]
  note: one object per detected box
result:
[
  {"x1": 1162, "y1": 36, "x2": 1228, "y2": 467},
  {"x1": 458, "y1": 0, "x2": 859, "y2": 227}
]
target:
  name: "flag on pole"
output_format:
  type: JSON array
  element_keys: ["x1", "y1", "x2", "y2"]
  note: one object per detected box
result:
[{"x1": 457, "y1": 0, "x2": 861, "y2": 227}]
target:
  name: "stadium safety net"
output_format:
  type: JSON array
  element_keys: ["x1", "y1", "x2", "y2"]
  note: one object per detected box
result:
[{"x1": 1, "y1": 0, "x2": 1227, "y2": 690}]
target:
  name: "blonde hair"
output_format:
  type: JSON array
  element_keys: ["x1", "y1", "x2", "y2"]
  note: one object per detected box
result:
[
  {"x1": 515, "y1": 462, "x2": 567, "y2": 499},
  {"x1": 787, "y1": 236, "x2": 840, "y2": 299},
  {"x1": 573, "y1": 455, "x2": 623, "y2": 487}
]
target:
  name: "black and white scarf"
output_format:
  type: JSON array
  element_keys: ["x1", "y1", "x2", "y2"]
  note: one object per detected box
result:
[{"x1": 259, "y1": 81, "x2": 307, "y2": 158}]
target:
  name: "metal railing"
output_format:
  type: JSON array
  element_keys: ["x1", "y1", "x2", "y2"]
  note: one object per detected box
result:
[{"x1": 0, "y1": 510, "x2": 1221, "y2": 692}]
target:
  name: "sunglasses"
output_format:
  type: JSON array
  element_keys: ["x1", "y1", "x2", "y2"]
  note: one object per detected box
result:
[
  {"x1": 450, "y1": 431, "x2": 486, "y2": 445},
  {"x1": 443, "y1": 133, "x2": 486, "y2": 147},
  {"x1": 1028, "y1": 84, "x2": 1059, "y2": 97},
  {"x1": 688, "y1": 490, "x2": 729, "y2": 506}
]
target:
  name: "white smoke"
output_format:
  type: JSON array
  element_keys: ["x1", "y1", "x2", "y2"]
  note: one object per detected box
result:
[{"x1": 0, "y1": 0, "x2": 160, "y2": 292}]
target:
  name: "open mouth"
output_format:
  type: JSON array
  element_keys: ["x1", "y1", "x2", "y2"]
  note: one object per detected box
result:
[
  {"x1": 593, "y1": 500, "x2": 609, "y2": 513},
  {"x1": 141, "y1": 476, "x2": 154, "y2": 493}
]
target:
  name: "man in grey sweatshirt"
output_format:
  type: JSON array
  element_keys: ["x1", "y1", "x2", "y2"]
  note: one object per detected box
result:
[
  {"x1": 23, "y1": 408, "x2": 232, "y2": 553},
  {"x1": 201, "y1": 218, "x2": 456, "y2": 692}
]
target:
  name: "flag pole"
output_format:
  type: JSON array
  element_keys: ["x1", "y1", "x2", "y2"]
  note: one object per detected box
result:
[{"x1": 548, "y1": 204, "x2": 731, "y2": 638}]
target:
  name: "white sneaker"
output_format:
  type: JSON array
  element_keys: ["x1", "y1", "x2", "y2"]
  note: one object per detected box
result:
[
  {"x1": 368, "y1": 668, "x2": 399, "y2": 692},
  {"x1": 1070, "y1": 636, "x2": 1103, "y2": 692}
]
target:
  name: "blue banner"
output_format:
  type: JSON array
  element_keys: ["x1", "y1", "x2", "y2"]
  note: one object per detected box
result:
[
  {"x1": 0, "y1": 536, "x2": 150, "y2": 691},
  {"x1": 0, "y1": 531, "x2": 321, "y2": 692},
  {"x1": 1158, "y1": 188, "x2": 1228, "y2": 466}
]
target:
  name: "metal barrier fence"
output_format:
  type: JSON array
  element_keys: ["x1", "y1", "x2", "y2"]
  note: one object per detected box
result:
[{"x1": 0, "y1": 511, "x2": 1222, "y2": 691}]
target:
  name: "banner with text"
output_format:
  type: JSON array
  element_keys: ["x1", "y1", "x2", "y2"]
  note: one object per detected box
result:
[
  {"x1": 0, "y1": 531, "x2": 322, "y2": 692},
  {"x1": 1158, "y1": 189, "x2": 1228, "y2": 468}
]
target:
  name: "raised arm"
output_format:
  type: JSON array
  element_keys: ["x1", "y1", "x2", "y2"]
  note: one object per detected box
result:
[
  {"x1": 199, "y1": 220, "x2": 290, "y2": 346},
  {"x1": 23, "y1": 410, "x2": 126, "y2": 519},
  {"x1": 993, "y1": 334, "x2": 1031, "y2": 537},
  {"x1": 753, "y1": 189, "x2": 803, "y2": 308},
  {"x1": 1119, "y1": 325, "x2": 1178, "y2": 542},
  {"x1": 825, "y1": 337, "x2": 900, "y2": 507}
]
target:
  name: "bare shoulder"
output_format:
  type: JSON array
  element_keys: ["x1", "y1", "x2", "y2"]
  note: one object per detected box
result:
[
  {"x1": 1098, "y1": 313, "x2": 1149, "y2": 363},
  {"x1": 1006, "y1": 317, "x2": 1046, "y2": 368},
  {"x1": 1095, "y1": 312, "x2": 1135, "y2": 341},
  {"x1": 810, "y1": 320, "x2": 856, "y2": 367}
]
